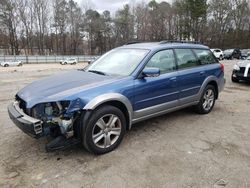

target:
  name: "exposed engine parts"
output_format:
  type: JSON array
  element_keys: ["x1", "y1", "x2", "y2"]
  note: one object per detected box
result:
[{"x1": 51, "y1": 118, "x2": 74, "y2": 138}]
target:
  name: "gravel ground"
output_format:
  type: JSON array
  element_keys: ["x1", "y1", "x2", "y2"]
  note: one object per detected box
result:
[{"x1": 0, "y1": 61, "x2": 250, "y2": 188}]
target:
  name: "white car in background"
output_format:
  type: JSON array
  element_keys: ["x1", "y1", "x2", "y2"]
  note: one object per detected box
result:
[
  {"x1": 60, "y1": 58, "x2": 77, "y2": 65},
  {"x1": 0, "y1": 60, "x2": 23, "y2": 67},
  {"x1": 211, "y1": 49, "x2": 224, "y2": 60}
]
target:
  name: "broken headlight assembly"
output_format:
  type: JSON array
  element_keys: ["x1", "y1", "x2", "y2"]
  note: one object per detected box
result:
[
  {"x1": 233, "y1": 64, "x2": 240, "y2": 71},
  {"x1": 32, "y1": 101, "x2": 77, "y2": 138}
]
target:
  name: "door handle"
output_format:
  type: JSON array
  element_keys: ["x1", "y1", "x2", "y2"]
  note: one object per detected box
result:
[
  {"x1": 170, "y1": 77, "x2": 177, "y2": 82},
  {"x1": 200, "y1": 71, "x2": 205, "y2": 75}
]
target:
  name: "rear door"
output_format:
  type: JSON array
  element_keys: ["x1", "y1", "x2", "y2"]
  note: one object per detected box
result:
[{"x1": 174, "y1": 48, "x2": 206, "y2": 104}]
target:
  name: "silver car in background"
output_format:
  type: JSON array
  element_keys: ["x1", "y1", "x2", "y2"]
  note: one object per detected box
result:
[
  {"x1": 211, "y1": 48, "x2": 224, "y2": 60},
  {"x1": 59, "y1": 58, "x2": 77, "y2": 65},
  {"x1": 232, "y1": 56, "x2": 250, "y2": 82},
  {"x1": 0, "y1": 60, "x2": 23, "y2": 67}
]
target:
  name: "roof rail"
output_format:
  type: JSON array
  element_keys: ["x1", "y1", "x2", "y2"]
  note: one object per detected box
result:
[
  {"x1": 159, "y1": 40, "x2": 201, "y2": 44},
  {"x1": 125, "y1": 41, "x2": 141, "y2": 45}
]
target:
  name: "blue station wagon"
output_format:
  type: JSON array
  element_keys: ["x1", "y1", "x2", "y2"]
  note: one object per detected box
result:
[{"x1": 8, "y1": 41, "x2": 225, "y2": 154}]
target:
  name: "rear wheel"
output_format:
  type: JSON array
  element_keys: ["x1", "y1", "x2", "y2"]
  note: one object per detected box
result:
[
  {"x1": 195, "y1": 85, "x2": 216, "y2": 114},
  {"x1": 4, "y1": 64, "x2": 9, "y2": 67},
  {"x1": 82, "y1": 105, "x2": 126, "y2": 154}
]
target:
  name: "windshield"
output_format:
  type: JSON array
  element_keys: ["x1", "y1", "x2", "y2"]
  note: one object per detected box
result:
[{"x1": 85, "y1": 48, "x2": 149, "y2": 76}]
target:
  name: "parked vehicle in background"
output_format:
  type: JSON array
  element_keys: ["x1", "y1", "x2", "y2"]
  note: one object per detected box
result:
[
  {"x1": 86, "y1": 56, "x2": 98, "y2": 64},
  {"x1": 231, "y1": 56, "x2": 250, "y2": 82},
  {"x1": 223, "y1": 49, "x2": 241, "y2": 60},
  {"x1": 60, "y1": 58, "x2": 77, "y2": 65},
  {"x1": 0, "y1": 60, "x2": 23, "y2": 67},
  {"x1": 8, "y1": 41, "x2": 225, "y2": 154},
  {"x1": 211, "y1": 49, "x2": 224, "y2": 60},
  {"x1": 241, "y1": 49, "x2": 250, "y2": 59}
]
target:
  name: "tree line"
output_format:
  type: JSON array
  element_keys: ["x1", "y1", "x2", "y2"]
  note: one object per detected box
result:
[{"x1": 0, "y1": 0, "x2": 249, "y2": 55}]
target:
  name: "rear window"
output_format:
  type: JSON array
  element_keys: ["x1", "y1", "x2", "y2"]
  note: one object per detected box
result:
[
  {"x1": 174, "y1": 49, "x2": 199, "y2": 69},
  {"x1": 193, "y1": 49, "x2": 218, "y2": 65}
]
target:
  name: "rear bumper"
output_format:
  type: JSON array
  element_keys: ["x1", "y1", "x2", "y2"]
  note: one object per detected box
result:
[
  {"x1": 8, "y1": 101, "x2": 43, "y2": 138},
  {"x1": 218, "y1": 76, "x2": 226, "y2": 93}
]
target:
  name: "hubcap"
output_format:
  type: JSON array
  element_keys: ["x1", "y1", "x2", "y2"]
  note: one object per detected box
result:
[
  {"x1": 92, "y1": 114, "x2": 121, "y2": 149},
  {"x1": 202, "y1": 89, "x2": 215, "y2": 111}
]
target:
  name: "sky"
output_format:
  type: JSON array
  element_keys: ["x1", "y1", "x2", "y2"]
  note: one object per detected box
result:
[{"x1": 77, "y1": 0, "x2": 172, "y2": 14}]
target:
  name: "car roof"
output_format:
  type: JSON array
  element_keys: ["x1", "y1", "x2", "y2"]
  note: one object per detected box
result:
[{"x1": 119, "y1": 41, "x2": 209, "y2": 51}]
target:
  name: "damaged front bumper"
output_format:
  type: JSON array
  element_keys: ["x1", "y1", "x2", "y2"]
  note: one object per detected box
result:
[{"x1": 8, "y1": 101, "x2": 43, "y2": 138}]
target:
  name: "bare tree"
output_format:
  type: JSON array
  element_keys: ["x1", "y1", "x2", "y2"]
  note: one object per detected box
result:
[
  {"x1": 68, "y1": 0, "x2": 82, "y2": 54},
  {"x1": 17, "y1": 0, "x2": 34, "y2": 54},
  {"x1": 33, "y1": 0, "x2": 49, "y2": 54},
  {"x1": 0, "y1": 0, "x2": 20, "y2": 55}
]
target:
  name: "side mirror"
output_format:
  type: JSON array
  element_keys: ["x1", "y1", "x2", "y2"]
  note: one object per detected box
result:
[{"x1": 142, "y1": 67, "x2": 160, "y2": 77}]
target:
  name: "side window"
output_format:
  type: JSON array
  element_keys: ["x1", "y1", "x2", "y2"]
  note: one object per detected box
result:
[
  {"x1": 193, "y1": 49, "x2": 217, "y2": 65},
  {"x1": 174, "y1": 49, "x2": 199, "y2": 69},
  {"x1": 146, "y1": 49, "x2": 176, "y2": 74}
]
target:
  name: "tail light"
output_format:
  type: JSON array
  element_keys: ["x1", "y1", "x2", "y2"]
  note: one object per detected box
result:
[{"x1": 220, "y1": 63, "x2": 224, "y2": 72}]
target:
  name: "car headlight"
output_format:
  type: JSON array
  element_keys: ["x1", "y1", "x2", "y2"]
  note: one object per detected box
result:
[
  {"x1": 32, "y1": 101, "x2": 70, "y2": 118},
  {"x1": 233, "y1": 64, "x2": 240, "y2": 71},
  {"x1": 45, "y1": 103, "x2": 53, "y2": 116}
]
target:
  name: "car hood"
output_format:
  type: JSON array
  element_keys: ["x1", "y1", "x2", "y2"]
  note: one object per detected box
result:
[
  {"x1": 17, "y1": 70, "x2": 119, "y2": 108},
  {"x1": 237, "y1": 60, "x2": 250, "y2": 67}
]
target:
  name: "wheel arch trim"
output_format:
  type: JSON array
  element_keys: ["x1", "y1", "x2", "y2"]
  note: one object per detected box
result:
[
  {"x1": 83, "y1": 93, "x2": 133, "y2": 129},
  {"x1": 198, "y1": 76, "x2": 219, "y2": 99}
]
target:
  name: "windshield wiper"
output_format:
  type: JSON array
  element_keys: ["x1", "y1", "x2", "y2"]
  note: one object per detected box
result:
[{"x1": 88, "y1": 70, "x2": 108, "y2": 76}]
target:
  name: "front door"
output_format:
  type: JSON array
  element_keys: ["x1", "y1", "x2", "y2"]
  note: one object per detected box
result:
[{"x1": 133, "y1": 49, "x2": 179, "y2": 119}]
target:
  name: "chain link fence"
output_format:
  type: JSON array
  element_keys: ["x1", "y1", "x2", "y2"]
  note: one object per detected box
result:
[{"x1": 0, "y1": 55, "x2": 99, "y2": 64}]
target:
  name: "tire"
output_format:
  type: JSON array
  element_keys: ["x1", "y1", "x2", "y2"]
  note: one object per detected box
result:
[
  {"x1": 4, "y1": 64, "x2": 9, "y2": 67},
  {"x1": 219, "y1": 55, "x2": 223, "y2": 60},
  {"x1": 82, "y1": 105, "x2": 126, "y2": 154},
  {"x1": 231, "y1": 73, "x2": 239, "y2": 83},
  {"x1": 195, "y1": 85, "x2": 216, "y2": 114}
]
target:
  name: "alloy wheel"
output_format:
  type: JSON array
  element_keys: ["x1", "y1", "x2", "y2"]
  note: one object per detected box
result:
[
  {"x1": 92, "y1": 114, "x2": 122, "y2": 149},
  {"x1": 202, "y1": 89, "x2": 215, "y2": 111}
]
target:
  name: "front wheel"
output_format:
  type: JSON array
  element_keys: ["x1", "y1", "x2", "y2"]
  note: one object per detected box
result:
[
  {"x1": 82, "y1": 105, "x2": 126, "y2": 154},
  {"x1": 231, "y1": 73, "x2": 239, "y2": 83},
  {"x1": 195, "y1": 85, "x2": 216, "y2": 114}
]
